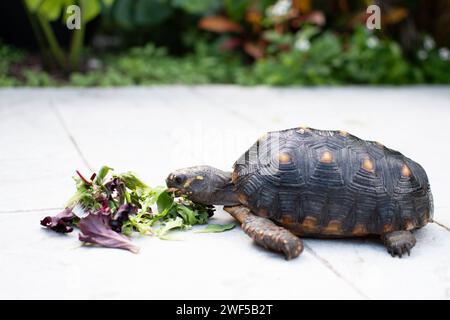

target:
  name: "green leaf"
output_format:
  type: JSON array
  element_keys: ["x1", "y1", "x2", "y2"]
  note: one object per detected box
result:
[
  {"x1": 25, "y1": 0, "x2": 43, "y2": 11},
  {"x1": 38, "y1": 0, "x2": 65, "y2": 21},
  {"x1": 124, "y1": 212, "x2": 153, "y2": 235},
  {"x1": 80, "y1": 0, "x2": 101, "y2": 23},
  {"x1": 134, "y1": 0, "x2": 172, "y2": 27},
  {"x1": 116, "y1": 172, "x2": 149, "y2": 191},
  {"x1": 296, "y1": 25, "x2": 320, "y2": 41},
  {"x1": 112, "y1": 0, "x2": 135, "y2": 29},
  {"x1": 95, "y1": 165, "x2": 113, "y2": 185},
  {"x1": 195, "y1": 223, "x2": 236, "y2": 233},
  {"x1": 194, "y1": 210, "x2": 209, "y2": 224},
  {"x1": 172, "y1": 0, "x2": 219, "y2": 14},
  {"x1": 224, "y1": 0, "x2": 248, "y2": 21},
  {"x1": 102, "y1": 0, "x2": 114, "y2": 6},
  {"x1": 156, "y1": 216, "x2": 184, "y2": 237},
  {"x1": 155, "y1": 190, "x2": 173, "y2": 212},
  {"x1": 175, "y1": 204, "x2": 198, "y2": 225},
  {"x1": 121, "y1": 222, "x2": 134, "y2": 236}
]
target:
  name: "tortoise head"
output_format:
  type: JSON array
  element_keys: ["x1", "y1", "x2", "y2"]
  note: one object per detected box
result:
[{"x1": 166, "y1": 165, "x2": 239, "y2": 206}]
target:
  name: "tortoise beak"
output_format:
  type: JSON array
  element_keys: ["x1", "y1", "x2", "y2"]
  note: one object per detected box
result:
[{"x1": 167, "y1": 187, "x2": 183, "y2": 197}]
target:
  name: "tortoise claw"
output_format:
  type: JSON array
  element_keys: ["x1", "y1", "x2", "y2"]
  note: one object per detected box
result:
[{"x1": 382, "y1": 231, "x2": 416, "y2": 258}]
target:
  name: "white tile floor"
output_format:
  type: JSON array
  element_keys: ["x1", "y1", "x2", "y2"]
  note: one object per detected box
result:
[{"x1": 0, "y1": 86, "x2": 449, "y2": 299}]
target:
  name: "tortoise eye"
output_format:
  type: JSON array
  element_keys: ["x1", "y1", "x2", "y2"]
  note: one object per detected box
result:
[{"x1": 174, "y1": 175, "x2": 186, "y2": 185}]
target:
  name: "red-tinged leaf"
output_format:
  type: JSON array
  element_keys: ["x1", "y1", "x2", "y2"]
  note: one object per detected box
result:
[
  {"x1": 305, "y1": 11, "x2": 325, "y2": 26},
  {"x1": 244, "y1": 41, "x2": 265, "y2": 59},
  {"x1": 292, "y1": 11, "x2": 325, "y2": 28},
  {"x1": 40, "y1": 208, "x2": 75, "y2": 233},
  {"x1": 76, "y1": 170, "x2": 92, "y2": 185},
  {"x1": 220, "y1": 37, "x2": 242, "y2": 51},
  {"x1": 78, "y1": 213, "x2": 139, "y2": 253},
  {"x1": 198, "y1": 16, "x2": 243, "y2": 33}
]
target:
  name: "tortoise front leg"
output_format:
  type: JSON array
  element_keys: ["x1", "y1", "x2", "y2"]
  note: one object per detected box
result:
[{"x1": 224, "y1": 205, "x2": 303, "y2": 260}]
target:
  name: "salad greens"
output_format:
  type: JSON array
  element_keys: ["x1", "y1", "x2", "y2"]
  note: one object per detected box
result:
[
  {"x1": 40, "y1": 166, "x2": 229, "y2": 253},
  {"x1": 195, "y1": 223, "x2": 236, "y2": 234}
]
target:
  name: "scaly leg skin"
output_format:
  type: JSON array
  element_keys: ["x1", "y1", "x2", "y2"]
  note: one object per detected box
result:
[
  {"x1": 224, "y1": 205, "x2": 303, "y2": 260},
  {"x1": 382, "y1": 230, "x2": 416, "y2": 258}
]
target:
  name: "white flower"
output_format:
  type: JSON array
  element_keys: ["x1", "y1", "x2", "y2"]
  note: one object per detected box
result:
[
  {"x1": 366, "y1": 36, "x2": 379, "y2": 49},
  {"x1": 417, "y1": 49, "x2": 428, "y2": 60},
  {"x1": 424, "y1": 36, "x2": 435, "y2": 51},
  {"x1": 267, "y1": 0, "x2": 292, "y2": 17},
  {"x1": 87, "y1": 58, "x2": 102, "y2": 70},
  {"x1": 438, "y1": 48, "x2": 450, "y2": 61},
  {"x1": 294, "y1": 38, "x2": 310, "y2": 52}
]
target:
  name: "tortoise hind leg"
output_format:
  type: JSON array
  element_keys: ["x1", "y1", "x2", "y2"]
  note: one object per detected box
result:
[
  {"x1": 381, "y1": 230, "x2": 416, "y2": 258},
  {"x1": 224, "y1": 205, "x2": 303, "y2": 260}
]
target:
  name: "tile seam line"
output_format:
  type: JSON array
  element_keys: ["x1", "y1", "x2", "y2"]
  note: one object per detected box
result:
[
  {"x1": 304, "y1": 244, "x2": 371, "y2": 300},
  {"x1": 49, "y1": 99, "x2": 93, "y2": 171},
  {"x1": 0, "y1": 207, "x2": 63, "y2": 214},
  {"x1": 432, "y1": 220, "x2": 450, "y2": 232}
]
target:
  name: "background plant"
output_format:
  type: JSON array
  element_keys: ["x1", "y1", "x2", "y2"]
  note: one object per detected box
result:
[
  {"x1": 0, "y1": 0, "x2": 448, "y2": 86},
  {"x1": 23, "y1": 0, "x2": 113, "y2": 72}
]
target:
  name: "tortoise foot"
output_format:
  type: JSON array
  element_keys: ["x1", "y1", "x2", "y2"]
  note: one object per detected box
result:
[
  {"x1": 382, "y1": 231, "x2": 416, "y2": 258},
  {"x1": 224, "y1": 205, "x2": 303, "y2": 260}
]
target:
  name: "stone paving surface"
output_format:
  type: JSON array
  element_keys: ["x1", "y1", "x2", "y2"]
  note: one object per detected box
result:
[{"x1": 0, "y1": 86, "x2": 449, "y2": 299}]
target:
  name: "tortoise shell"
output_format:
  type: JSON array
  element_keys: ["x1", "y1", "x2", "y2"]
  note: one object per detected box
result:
[{"x1": 232, "y1": 127, "x2": 433, "y2": 237}]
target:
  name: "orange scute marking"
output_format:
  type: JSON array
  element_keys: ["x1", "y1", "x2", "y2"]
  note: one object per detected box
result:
[
  {"x1": 281, "y1": 215, "x2": 294, "y2": 224},
  {"x1": 405, "y1": 221, "x2": 415, "y2": 231},
  {"x1": 278, "y1": 152, "x2": 291, "y2": 164},
  {"x1": 302, "y1": 216, "x2": 318, "y2": 232},
  {"x1": 320, "y1": 151, "x2": 333, "y2": 163},
  {"x1": 383, "y1": 224, "x2": 394, "y2": 233},
  {"x1": 353, "y1": 224, "x2": 368, "y2": 236},
  {"x1": 362, "y1": 158, "x2": 374, "y2": 172},
  {"x1": 401, "y1": 164, "x2": 411, "y2": 177},
  {"x1": 322, "y1": 220, "x2": 342, "y2": 234}
]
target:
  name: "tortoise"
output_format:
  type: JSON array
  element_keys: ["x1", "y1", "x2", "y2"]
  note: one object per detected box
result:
[{"x1": 166, "y1": 127, "x2": 433, "y2": 260}]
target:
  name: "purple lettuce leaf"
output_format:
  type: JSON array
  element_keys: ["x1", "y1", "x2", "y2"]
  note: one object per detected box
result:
[
  {"x1": 40, "y1": 208, "x2": 75, "y2": 233},
  {"x1": 78, "y1": 213, "x2": 139, "y2": 253},
  {"x1": 105, "y1": 177, "x2": 126, "y2": 203},
  {"x1": 111, "y1": 203, "x2": 138, "y2": 232}
]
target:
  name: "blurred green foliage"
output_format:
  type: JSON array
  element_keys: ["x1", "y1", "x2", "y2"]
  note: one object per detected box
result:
[
  {"x1": 2, "y1": 29, "x2": 449, "y2": 87},
  {"x1": 23, "y1": 0, "x2": 113, "y2": 71},
  {"x1": 418, "y1": 48, "x2": 450, "y2": 84},
  {"x1": 343, "y1": 28, "x2": 410, "y2": 84},
  {"x1": 0, "y1": 42, "x2": 23, "y2": 86},
  {"x1": 106, "y1": 0, "x2": 173, "y2": 29},
  {"x1": 70, "y1": 42, "x2": 245, "y2": 86},
  {"x1": 1, "y1": 0, "x2": 449, "y2": 86}
]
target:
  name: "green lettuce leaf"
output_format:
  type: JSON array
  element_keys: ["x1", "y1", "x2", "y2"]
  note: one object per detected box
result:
[
  {"x1": 156, "y1": 216, "x2": 185, "y2": 238},
  {"x1": 195, "y1": 223, "x2": 236, "y2": 233}
]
